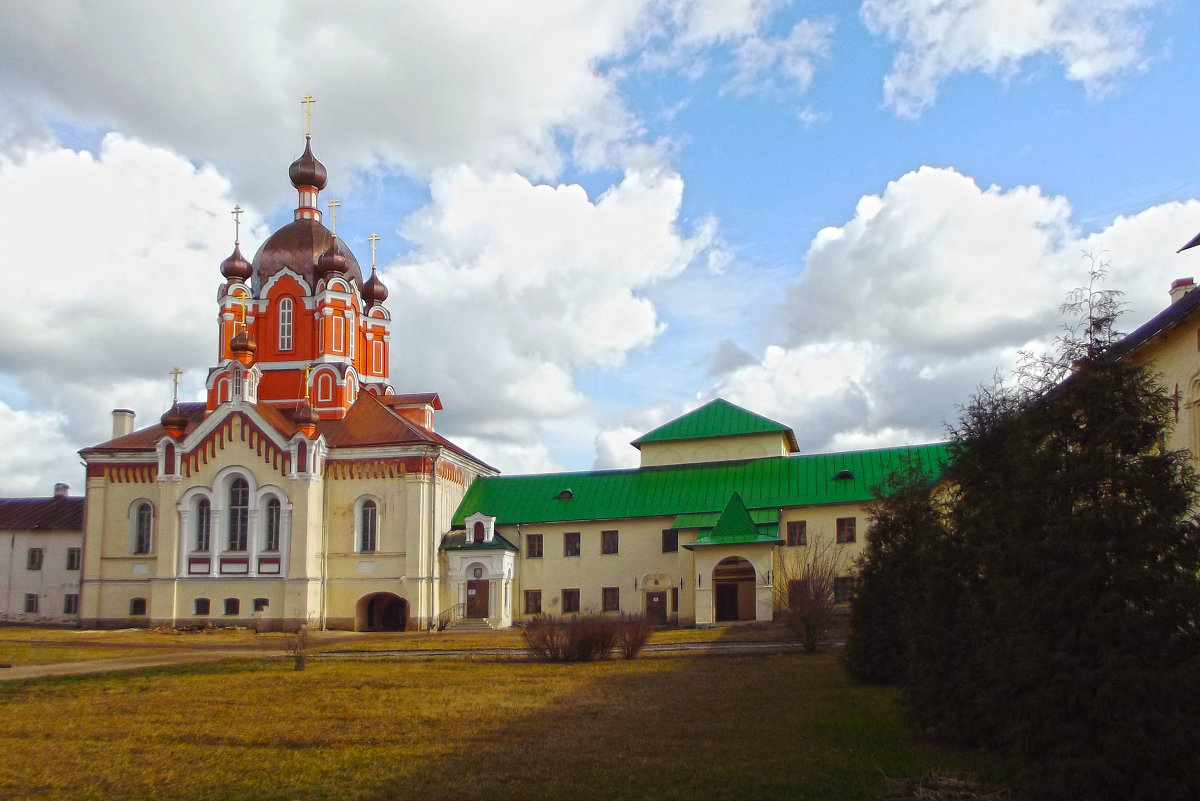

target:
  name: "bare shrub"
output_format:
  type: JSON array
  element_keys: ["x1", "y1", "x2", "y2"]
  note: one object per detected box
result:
[
  {"x1": 615, "y1": 614, "x2": 653, "y2": 659},
  {"x1": 523, "y1": 615, "x2": 632, "y2": 662},
  {"x1": 282, "y1": 624, "x2": 310, "y2": 671},
  {"x1": 774, "y1": 531, "x2": 851, "y2": 654},
  {"x1": 522, "y1": 615, "x2": 567, "y2": 661}
]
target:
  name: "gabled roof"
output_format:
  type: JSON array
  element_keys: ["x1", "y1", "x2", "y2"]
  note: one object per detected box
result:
[
  {"x1": 451, "y1": 442, "x2": 949, "y2": 527},
  {"x1": 632, "y1": 398, "x2": 799, "y2": 452},
  {"x1": 1104, "y1": 286, "x2": 1200, "y2": 362},
  {"x1": 686, "y1": 492, "x2": 783, "y2": 548},
  {"x1": 0, "y1": 497, "x2": 84, "y2": 531},
  {"x1": 83, "y1": 402, "x2": 209, "y2": 452},
  {"x1": 438, "y1": 531, "x2": 519, "y2": 552}
]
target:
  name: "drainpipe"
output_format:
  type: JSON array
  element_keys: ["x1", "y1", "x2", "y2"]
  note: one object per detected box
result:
[{"x1": 427, "y1": 450, "x2": 439, "y2": 631}]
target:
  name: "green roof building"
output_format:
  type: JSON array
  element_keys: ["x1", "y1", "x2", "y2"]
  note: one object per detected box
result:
[{"x1": 442, "y1": 397, "x2": 947, "y2": 628}]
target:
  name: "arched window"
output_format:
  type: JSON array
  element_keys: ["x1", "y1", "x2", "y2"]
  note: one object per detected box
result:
[
  {"x1": 360, "y1": 500, "x2": 378, "y2": 553},
  {"x1": 228, "y1": 478, "x2": 249, "y2": 551},
  {"x1": 473, "y1": 521, "x2": 484, "y2": 543},
  {"x1": 296, "y1": 440, "x2": 307, "y2": 474},
  {"x1": 278, "y1": 297, "x2": 294, "y2": 351},
  {"x1": 265, "y1": 498, "x2": 281, "y2": 551},
  {"x1": 318, "y1": 373, "x2": 334, "y2": 402},
  {"x1": 195, "y1": 498, "x2": 211, "y2": 552},
  {"x1": 132, "y1": 502, "x2": 152, "y2": 554},
  {"x1": 233, "y1": 368, "x2": 243, "y2": 399},
  {"x1": 163, "y1": 442, "x2": 175, "y2": 475}
]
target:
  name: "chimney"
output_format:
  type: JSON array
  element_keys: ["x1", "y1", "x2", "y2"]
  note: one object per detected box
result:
[
  {"x1": 112, "y1": 408, "x2": 136, "y2": 438},
  {"x1": 54, "y1": 483, "x2": 69, "y2": 498},
  {"x1": 1170, "y1": 277, "x2": 1195, "y2": 305}
]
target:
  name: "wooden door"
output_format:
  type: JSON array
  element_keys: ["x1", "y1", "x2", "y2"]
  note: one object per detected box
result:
[
  {"x1": 466, "y1": 580, "x2": 490, "y2": 618},
  {"x1": 646, "y1": 591, "x2": 667, "y2": 624},
  {"x1": 715, "y1": 583, "x2": 739, "y2": 621}
]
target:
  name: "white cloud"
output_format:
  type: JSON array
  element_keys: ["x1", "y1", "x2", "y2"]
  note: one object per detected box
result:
[
  {"x1": 384, "y1": 164, "x2": 714, "y2": 468},
  {"x1": 725, "y1": 18, "x2": 835, "y2": 96},
  {"x1": 713, "y1": 166, "x2": 1200, "y2": 452},
  {"x1": 861, "y1": 0, "x2": 1163, "y2": 117},
  {"x1": 0, "y1": 402, "x2": 80, "y2": 496}
]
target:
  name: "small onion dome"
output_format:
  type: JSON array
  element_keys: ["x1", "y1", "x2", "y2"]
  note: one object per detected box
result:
[
  {"x1": 315, "y1": 240, "x2": 347, "y2": 281},
  {"x1": 293, "y1": 400, "x2": 320, "y2": 429},
  {"x1": 220, "y1": 243, "x2": 253, "y2": 281},
  {"x1": 160, "y1": 403, "x2": 189, "y2": 438},
  {"x1": 230, "y1": 328, "x2": 257, "y2": 366},
  {"x1": 288, "y1": 137, "x2": 328, "y2": 190},
  {"x1": 363, "y1": 267, "x2": 389, "y2": 307}
]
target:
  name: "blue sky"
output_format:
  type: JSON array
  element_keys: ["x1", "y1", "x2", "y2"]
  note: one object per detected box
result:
[{"x1": 1, "y1": 1, "x2": 1199, "y2": 493}]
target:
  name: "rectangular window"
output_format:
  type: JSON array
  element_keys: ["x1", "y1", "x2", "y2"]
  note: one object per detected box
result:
[
  {"x1": 278, "y1": 298, "x2": 293, "y2": 351},
  {"x1": 563, "y1": 532, "x2": 580, "y2": 557},
  {"x1": 561, "y1": 589, "x2": 580, "y2": 614},
  {"x1": 26, "y1": 548, "x2": 43, "y2": 571},
  {"x1": 602, "y1": 587, "x2": 620, "y2": 612},
  {"x1": 129, "y1": 598, "x2": 147, "y2": 616},
  {"x1": 786, "y1": 520, "x2": 807, "y2": 547},
  {"x1": 195, "y1": 598, "x2": 210, "y2": 616},
  {"x1": 224, "y1": 598, "x2": 240, "y2": 616},
  {"x1": 836, "y1": 517, "x2": 856, "y2": 544},
  {"x1": 24, "y1": 594, "x2": 38, "y2": 614},
  {"x1": 196, "y1": 502, "x2": 211, "y2": 551},
  {"x1": 66, "y1": 547, "x2": 82, "y2": 571},
  {"x1": 661, "y1": 529, "x2": 678, "y2": 553},
  {"x1": 253, "y1": 598, "x2": 269, "y2": 613},
  {"x1": 526, "y1": 534, "x2": 543, "y2": 558},
  {"x1": 63, "y1": 594, "x2": 79, "y2": 615},
  {"x1": 525, "y1": 590, "x2": 542, "y2": 615},
  {"x1": 834, "y1": 577, "x2": 856, "y2": 605},
  {"x1": 600, "y1": 529, "x2": 619, "y2": 555}
]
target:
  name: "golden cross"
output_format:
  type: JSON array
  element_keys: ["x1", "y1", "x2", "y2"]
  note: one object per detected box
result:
[
  {"x1": 328, "y1": 199, "x2": 341, "y2": 236},
  {"x1": 303, "y1": 363, "x2": 313, "y2": 402},
  {"x1": 232, "y1": 292, "x2": 249, "y2": 328},
  {"x1": 169, "y1": 367, "x2": 182, "y2": 404},
  {"x1": 301, "y1": 94, "x2": 316, "y2": 137},
  {"x1": 368, "y1": 232, "x2": 380, "y2": 269},
  {"x1": 231, "y1": 205, "x2": 243, "y2": 245}
]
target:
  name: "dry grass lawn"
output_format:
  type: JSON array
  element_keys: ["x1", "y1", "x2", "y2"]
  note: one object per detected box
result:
[{"x1": 0, "y1": 649, "x2": 1015, "y2": 801}]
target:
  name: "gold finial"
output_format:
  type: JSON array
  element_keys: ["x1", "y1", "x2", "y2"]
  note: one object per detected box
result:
[
  {"x1": 231, "y1": 205, "x2": 243, "y2": 245},
  {"x1": 328, "y1": 199, "x2": 341, "y2": 237},
  {"x1": 232, "y1": 292, "x2": 249, "y2": 329},
  {"x1": 301, "y1": 94, "x2": 316, "y2": 137},
  {"x1": 303, "y1": 363, "x2": 313, "y2": 403},
  {"x1": 169, "y1": 367, "x2": 183, "y2": 404},
  {"x1": 368, "y1": 232, "x2": 380, "y2": 270}
]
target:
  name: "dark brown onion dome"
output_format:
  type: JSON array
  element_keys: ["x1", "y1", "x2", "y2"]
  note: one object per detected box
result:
[
  {"x1": 160, "y1": 403, "x2": 189, "y2": 435},
  {"x1": 363, "y1": 266, "x2": 389, "y2": 307},
  {"x1": 220, "y1": 243, "x2": 253, "y2": 281},
  {"x1": 292, "y1": 400, "x2": 320, "y2": 427},
  {"x1": 289, "y1": 137, "x2": 328, "y2": 190},
  {"x1": 230, "y1": 328, "x2": 257, "y2": 365},
  {"x1": 315, "y1": 239, "x2": 348, "y2": 281},
  {"x1": 251, "y1": 220, "x2": 364, "y2": 294}
]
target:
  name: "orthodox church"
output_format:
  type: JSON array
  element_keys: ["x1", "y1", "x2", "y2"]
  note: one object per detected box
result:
[{"x1": 79, "y1": 133, "x2": 496, "y2": 631}]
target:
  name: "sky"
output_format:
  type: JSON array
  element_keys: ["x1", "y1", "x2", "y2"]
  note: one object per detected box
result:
[{"x1": 1, "y1": 0, "x2": 1199, "y2": 495}]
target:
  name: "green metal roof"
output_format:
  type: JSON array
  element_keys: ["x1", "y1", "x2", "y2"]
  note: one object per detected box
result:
[
  {"x1": 632, "y1": 398, "x2": 799, "y2": 452},
  {"x1": 672, "y1": 508, "x2": 779, "y2": 529},
  {"x1": 451, "y1": 442, "x2": 949, "y2": 527},
  {"x1": 687, "y1": 492, "x2": 784, "y2": 549}
]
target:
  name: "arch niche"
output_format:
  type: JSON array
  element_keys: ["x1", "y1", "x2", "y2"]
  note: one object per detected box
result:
[
  {"x1": 712, "y1": 556, "x2": 756, "y2": 622},
  {"x1": 357, "y1": 592, "x2": 408, "y2": 632}
]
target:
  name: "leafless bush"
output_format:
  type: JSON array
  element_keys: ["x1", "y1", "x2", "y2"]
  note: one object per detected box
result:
[
  {"x1": 524, "y1": 615, "x2": 632, "y2": 662},
  {"x1": 282, "y1": 624, "x2": 310, "y2": 671},
  {"x1": 774, "y1": 531, "x2": 851, "y2": 654},
  {"x1": 615, "y1": 614, "x2": 653, "y2": 659},
  {"x1": 522, "y1": 615, "x2": 568, "y2": 661}
]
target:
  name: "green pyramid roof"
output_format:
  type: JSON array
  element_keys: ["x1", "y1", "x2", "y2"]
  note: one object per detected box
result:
[
  {"x1": 686, "y1": 492, "x2": 784, "y2": 549},
  {"x1": 632, "y1": 398, "x2": 798, "y2": 452}
]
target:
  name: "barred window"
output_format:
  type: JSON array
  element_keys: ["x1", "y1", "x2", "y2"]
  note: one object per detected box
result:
[{"x1": 227, "y1": 479, "x2": 249, "y2": 551}]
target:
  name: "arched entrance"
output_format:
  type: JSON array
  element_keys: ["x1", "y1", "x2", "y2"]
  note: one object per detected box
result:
[
  {"x1": 357, "y1": 592, "x2": 408, "y2": 632},
  {"x1": 713, "y1": 556, "x2": 756, "y2": 622}
]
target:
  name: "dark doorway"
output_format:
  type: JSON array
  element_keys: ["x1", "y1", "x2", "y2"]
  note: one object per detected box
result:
[
  {"x1": 467, "y1": 579, "x2": 490, "y2": 618},
  {"x1": 715, "y1": 583, "x2": 739, "y2": 621},
  {"x1": 646, "y1": 591, "x2": 667, "y2": 624},
  {"x1": 363, "y1": 593, "x2": 407, "y2": 631}
]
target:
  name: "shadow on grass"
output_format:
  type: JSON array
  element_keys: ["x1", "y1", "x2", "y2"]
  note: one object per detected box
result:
[{"x1": 369, "y1": 650, "x2": 1007, "y2": 801}]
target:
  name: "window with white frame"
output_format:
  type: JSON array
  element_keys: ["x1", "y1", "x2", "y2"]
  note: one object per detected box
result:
[
  {"x1": 227, "y1": 478, "x2": 249, "y2": 551},
  {"x1": 318, "y1": 373, "x2": 334, "y2": 402},
  {"x1": 132, "y1": 502, "x2": 153, "y2": 554},
  {"x1": 195, "y1": 498, "x2": 211, "y2": 551},
  {"x1": 359, "y1": 499, "x2": 378, "y2": 553},
  {"x1": 332, "y1": 315, "x2": 345, "y2": 353},
  {"x1": 264, "y1": 498, "x2": 281, "y2": 551},
  {"x1": 278, "y1": 297, "x2": 294, "y2": 351}
]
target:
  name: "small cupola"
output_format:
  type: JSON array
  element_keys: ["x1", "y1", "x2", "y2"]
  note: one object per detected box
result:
[
  {"x1": 230, "y1": 328, "x2": 257, "y2": 365},
  {"x1": 160, "y1": 403, "x2": 189, "y2": 439},
  {"x1": 292, "y1": 399, "x2": 320, "y2": 437},
  {"x1": 315, "y1": 239, "x2": 348, "y2": 282},
  {"x1": 464, "y1": 512, "x2": 497, "y2": 544},
  {"x1": 363, "y1": 265, "x2": 389, "y2": 307},
  {"x1": 220, "y1": 243, "x2": 253, "y2": 282},
  {"x1": 289, "y1": 135, "x2": 327, "y2": 223}
]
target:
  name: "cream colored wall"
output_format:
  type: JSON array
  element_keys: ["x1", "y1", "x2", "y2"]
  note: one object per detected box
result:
[
  {"x1": 0, "y1": 529, "x2": 82, "y2": 624},
  {"x1": 502, "y1": 517, "x2": 697, "y2": 624},
  {"x1": 639, "y1": 432, "x2": 790, "y2": 467},
  {"x1": 1124, "y1": 319, "x2": 1200, "y2": 458}
]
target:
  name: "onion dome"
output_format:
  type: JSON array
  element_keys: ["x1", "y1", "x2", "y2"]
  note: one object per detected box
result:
[
  {"x1": 251, "y1": 222, "x2": 364, "y2": 294},
  {"x1": 293, "y1": 400, "x2": 320, "y2": 427},
  {"x1": 230, "y1": 328, "x2": 257, "y2": 366},
  {"x1": 160, "y1": 403, "x2": 189, "y2": 438},
  {"x1": 289, "y1": 137, "x2": 328, "y2": 190},
  {"x1": 220, "y1": 243, "x2": 253, "y2": 281},
  {"x1": 315, "y1": 239, "x2": 348, "y2": 281},
  {"x1": 363, "y1": 266, "x2": 389, "y2": 307}
]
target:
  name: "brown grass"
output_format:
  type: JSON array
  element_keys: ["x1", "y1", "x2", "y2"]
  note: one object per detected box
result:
[{"x1": 0, "y1": 650, "x2": 1017, "y2": 800}]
